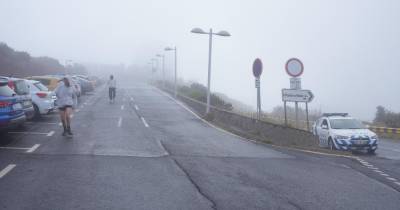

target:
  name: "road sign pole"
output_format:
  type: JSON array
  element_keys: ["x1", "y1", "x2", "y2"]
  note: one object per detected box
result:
[
  {"x1": 284, "y1": 101, "x2": 287, "y2": 126},
  {"x1": 257, "y1": 83, "x2": 261, "y2": 120},
  {"x1": 174, "y1": 47, "x2": 178, "y2": 98},
  {"x1": 306, "y1": 102, "x2": 310, "y2": 131},
  {"x1": 206, "y1": 29, "x2": 213, "y2": 114},
  {"x1": 252, "y1": 58, "x2": 263, "y2": 121},
  {"x1": 161, "y1": 55, "x2": 165, "y2": 88},
  {"x1": 295, "y1": 101, "x2": 299, "y2": 129}
]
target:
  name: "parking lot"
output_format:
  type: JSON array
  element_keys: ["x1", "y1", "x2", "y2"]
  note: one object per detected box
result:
[{"x1": 0, "y1": 86, "x2": 103, "y2": 173}]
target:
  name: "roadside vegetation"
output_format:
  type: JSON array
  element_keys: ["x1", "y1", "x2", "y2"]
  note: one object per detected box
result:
[
  {"x1": 0, "y1": 42, "x2": 87, "y2": 77},
  {"x1": 164, "y1": 81, "x2": 234, "y2": 111},
  {"x1": 374, "y1": 106, "x2": 400, "y2": 128}
]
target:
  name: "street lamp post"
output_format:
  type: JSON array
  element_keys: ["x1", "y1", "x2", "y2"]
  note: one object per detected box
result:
[
  {"x1": 150, "y1": 58, "x2": 157, "y2": 73},
  {"x1": 191, "y1": 28, "x2": 231, "y2": 114},
  {"x1": 156, "y1": 54, "x2": 165, "y2": 88},
  {"x1": 165, "y1": 47, "x2": 177, "y2": 98},
  {"x1": 65, "y1": 59, "x2": 73, "y2": 75}
]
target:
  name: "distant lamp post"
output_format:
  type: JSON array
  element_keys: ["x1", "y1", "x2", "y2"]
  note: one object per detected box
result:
[
  {"x1": 191, "y1": 27, "x2": 231, "y2": 114},
  {"x1": 165, "y1": 46, "x2": 177, "y2": 98},
  {"x1": 156, "y1": 54, "x2": 165, "y2": 88},
  {"x1": 150, "y1": 58, "x2": 158, "y2": 73},
  {"x1": 65, "y1": 59, "x2": 73, "y2": 75}
]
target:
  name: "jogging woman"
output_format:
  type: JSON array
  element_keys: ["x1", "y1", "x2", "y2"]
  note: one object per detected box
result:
[{"x1": 55, "y1": 77, "x2": 75, "y2": 136}]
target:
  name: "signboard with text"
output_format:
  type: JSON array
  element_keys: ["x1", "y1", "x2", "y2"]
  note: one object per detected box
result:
[{"x1": 282, "y1": 89, "x2": 314, "y2": 102}]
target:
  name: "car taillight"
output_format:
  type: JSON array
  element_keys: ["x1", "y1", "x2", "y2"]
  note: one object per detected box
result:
[
  {"x1": 36, "y1": 92, "x2": 47, "y2": 98},
  {"x1": 8, "y1": 81, "x2": 15, "y2": 90},
  {"x1": 0, "y1": 101, "x2": 12, "y2": 108}
]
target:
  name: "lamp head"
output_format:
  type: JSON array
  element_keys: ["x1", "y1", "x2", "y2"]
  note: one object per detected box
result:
[
  {"x1": 191, "y1": 28, "x2": 207, "y2": 34},
  {"x1": 215, "y1": 30, "x2": 231, "y2": 37}
]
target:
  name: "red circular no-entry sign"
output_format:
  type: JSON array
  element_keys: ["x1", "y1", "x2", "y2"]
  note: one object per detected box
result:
[{"x1": 285, "y1": 58, "x2": 304, "y2": 77}]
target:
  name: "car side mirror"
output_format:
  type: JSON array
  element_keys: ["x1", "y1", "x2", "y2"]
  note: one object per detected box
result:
[{"x1": 321, "y1": 125, "x2": 328, "y2": 129}]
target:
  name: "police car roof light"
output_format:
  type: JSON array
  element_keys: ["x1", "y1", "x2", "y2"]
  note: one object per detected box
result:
[{"x1": 322, "y1": 113, "x2": 349, "y2": 117}]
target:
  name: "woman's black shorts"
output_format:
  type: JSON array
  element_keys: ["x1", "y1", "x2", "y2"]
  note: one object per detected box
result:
[{"x1": 58, "y1": 105, "x2": 73, "y2": 111}]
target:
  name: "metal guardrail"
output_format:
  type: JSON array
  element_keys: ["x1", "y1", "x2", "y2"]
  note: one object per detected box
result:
[{"x1": 368, "y1": 126, "x2": 400, "y2": 134}]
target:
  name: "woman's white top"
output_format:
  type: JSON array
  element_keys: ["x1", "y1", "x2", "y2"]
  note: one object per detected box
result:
[{"x1": 55, "y1": 81, "x2": 75, "y2": 107}]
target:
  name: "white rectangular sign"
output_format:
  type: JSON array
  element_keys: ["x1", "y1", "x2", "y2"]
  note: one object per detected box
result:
[
  {"x1": 282, "y1": 89, "x2": 314, "y2": 102},
  {"x1": 290, "y1": 78, "x2": 301, "y2": 90},
  {"x1": 255, "y1": 78, "x2": 260, "y2": 88}
]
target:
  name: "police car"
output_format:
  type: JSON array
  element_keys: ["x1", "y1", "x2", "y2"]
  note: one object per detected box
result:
[{"x1": 313, "y1": 113, "x2": 378, "y2": 153}]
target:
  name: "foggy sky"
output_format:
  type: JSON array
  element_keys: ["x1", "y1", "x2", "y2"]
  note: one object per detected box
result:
[{"x1": 1, "y1": 0, "x2": 399, "y2": 120}]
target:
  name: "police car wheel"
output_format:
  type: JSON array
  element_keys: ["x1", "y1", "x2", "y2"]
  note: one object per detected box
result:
[
  {"x1": 328, "y1": 138, "x2": 335, "y2": 150},
  {"x1": 367, "y1": 149, "x2": 376, "y2": 154}
]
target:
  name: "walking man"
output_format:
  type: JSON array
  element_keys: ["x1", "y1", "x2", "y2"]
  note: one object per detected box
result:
[{"x1": 108, "y1": 75, "x2": 117, "y2": 103}]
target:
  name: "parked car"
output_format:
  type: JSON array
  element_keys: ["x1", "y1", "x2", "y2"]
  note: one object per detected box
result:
[
  {"x1": 70, "y1": 77, "x2": 82, "y2": 97},
  {"x1": 25, "y1": 76, "x2": 60, "y2": 91},
  {"x1": 76, "y1": 75, "x2": 97, "y2": 88},
  {"x1": 313, "y1": 113, "x2": 378, "y2": 153},
  {"x1": 26, "y1": 80, "x2": 56, "y2": 118},
  {"x1": 0, "y1": 78, "x2": 26, "y2": 131},
  {"x1": 73, "y1": 76, "x2": 94, "y2": 93},
  {"x1": 0, "y1": 77, "x2": 35, "y2": 120}
]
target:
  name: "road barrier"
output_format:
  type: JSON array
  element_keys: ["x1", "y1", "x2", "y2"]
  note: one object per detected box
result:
[{"x1": 368, "y1": 126, "x2": 400, "y2": 134}]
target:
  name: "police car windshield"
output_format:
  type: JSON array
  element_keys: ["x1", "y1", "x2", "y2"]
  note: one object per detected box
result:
[{"x1": 329, "y1": 119, "x2": 365, "y2": 129}]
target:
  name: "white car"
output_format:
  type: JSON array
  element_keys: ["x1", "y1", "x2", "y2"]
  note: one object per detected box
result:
[
  {"x1": 313, "y1": 113, "x2": 378, "y2": 153},
  {"x1": 26, "y1": 80, "x2": 56, "y2": 118}
]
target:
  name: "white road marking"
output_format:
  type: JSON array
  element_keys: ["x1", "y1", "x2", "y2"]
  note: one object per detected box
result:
[
  {"x1": 118, "y1": 117, "x2": 123, "y2": 127},
  {"x1": 27, "y1": 144, "x2": 40, "y2": 153},
  {"x1": 130, "y1": 97, "x2": 134, "y2": 101},
  {"x1": 75, "y1": 109, "x2": 80, "y2": 112},
  {"x1": 25, "y1": 122, "x2": 58, "y2": 125},
  {"x1": 386, "y1": 177, "x2": 397, "y2": 181},
  {"x1": 0, "y1": 164, "x2": 16, "y2": 179},
  {"x1": 121, "y1": 105, "x2": 124, "y2": 110},
  {"x1": 373, "y1": 169, "x2": 383, "y2": 173},
  {"x1": 8, "y1": 131, "x2": 51, "y2": 135},
  {"x1": 47, "y1": 131, "x2": 55, "y2": 137},
  {"x1": 395, "y1": 182, "x2": 400, "y2": 186},
  {"x1": 134, "y1": 105, "x2": 139, "y2": 110},
  {"x1": 157, "y1": 139, "x2": 169, "y2": 156},
  {"x1": 0, "y1": 146, "x2": 30, "y2": 150},
  {"x1": 380, "y1": 173, "x2": 390, "y2": 177},
  {"x1": 141, "y1": 117, "x2": 149, "y2": 128}
]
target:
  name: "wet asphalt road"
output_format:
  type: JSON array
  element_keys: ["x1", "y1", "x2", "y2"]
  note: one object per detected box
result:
[{"x1": 0, "y1": 81, "x2": 400, "y2": 210}]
